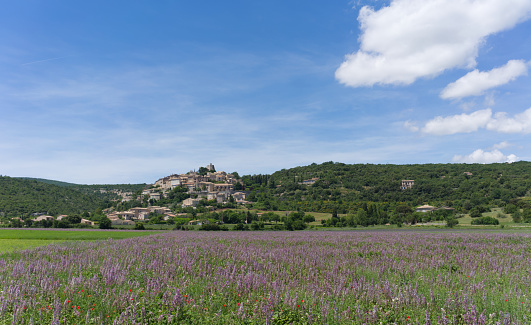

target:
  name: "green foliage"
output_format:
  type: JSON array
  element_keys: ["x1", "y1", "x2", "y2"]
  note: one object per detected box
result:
[
  {"x1": 446, "y1": 217, "x2": 458, "y2": 228},
  {"x1": 134, "y1": 222, "x2": 146, "y2": 230},
  {"x1": 98, "y1": 216, "x2": 112, "y2": 229},
  {"x1": 198, "y1": 166, "x2": 209, "y2": 175},
  {"x1": 0, "y1": 177, "x2": 114, "y2": 217},
  {"x1": 469, "y1": 208, "x2": 483, "y2": 218},
  {"x1": 512, "y1": 210, "x2": 522, "y2": 223},
  {"x1": 504, "y1": 203, "x2": 518, "y2": 214},
  {"x1": 250, "y1": 221, "x2": 265, "y2": 230},
  {"x1": 239, "y1": 162, "x2": 531, "y2": 214},
  {"x1": 157, "y1": 186, "x2": 190, "y2": 206},
  {"x1": 234, "y1": 223, "x2": 249, "y2": 231},
  {"x1": 471, "y1": 216, "x2": 499, "y2": 225},
  {"x1": 200, "y1": 224, "x2": 228, "y2": 231}
]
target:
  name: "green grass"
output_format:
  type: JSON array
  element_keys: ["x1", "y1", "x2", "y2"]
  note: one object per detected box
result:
[
  {"x1": 458, "y1": 207, "x2": 514, "y2": 226},
  {"x1": 0, "y1": 239, "x2": 68, "y2": 252},
  {"x1": 0, "y1": 229, "x2": 162, "y2": 253}
]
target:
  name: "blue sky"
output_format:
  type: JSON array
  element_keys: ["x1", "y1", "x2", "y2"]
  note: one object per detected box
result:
[{"x1": 1, "y1": 0, "x2": 531, "y2": 184}]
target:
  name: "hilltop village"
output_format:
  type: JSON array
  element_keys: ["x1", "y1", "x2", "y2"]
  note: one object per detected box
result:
[
  {"x1": 3, "y1": 160, "x2": 527, "y2": 230},
  {"x1": 104, "y1": 164, "x2": 248, "y2": 225}
]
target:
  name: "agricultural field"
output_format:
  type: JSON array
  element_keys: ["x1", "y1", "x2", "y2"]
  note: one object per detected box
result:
[
  {"x1": 0, "y1": 229, "x2": 161, "y2": 253},
  {"x1": 0, "y1": 230, "x2": 530, "y2": 324}
]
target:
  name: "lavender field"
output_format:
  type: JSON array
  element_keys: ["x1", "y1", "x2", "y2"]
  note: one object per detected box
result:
[{"x1": 1, "y1": 230, "x2": 530, "y2": 324}]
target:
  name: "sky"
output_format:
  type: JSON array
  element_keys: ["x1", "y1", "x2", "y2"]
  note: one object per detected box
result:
[{"x1": 1, "y1": 0, "x2": 531, "y2": 184}]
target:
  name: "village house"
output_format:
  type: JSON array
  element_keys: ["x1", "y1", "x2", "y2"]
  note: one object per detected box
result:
[
  {"x1": 300, "y1": 178, "x2": 319, "y2": 185},
  {"x1": 416, "y1": 205, "x2": 436, "y2": 213},
  {"x1": 232, "y1": 192, "x2": 247, "y2": 201},
  {"x1": 149, "y1": 192, "x2": 161, "y2": 201},
  {"x1": 163, "y1": 213, "x2": 176, "y2": 221},
  {"x1": 148, "y1": 206, "x2": 171, "y2": 215},
  {"x1": 116, "y1": 211, "x2": 135, "y2": 220},
  {"x1": 33, "y1": 215, "x2": 54, "y2": 222},
  {"x1": 182, "y1": 198, "x2": 202, "y2": 208},
  {"x1": 212, "y1": 183, "x2": 234, "y2": 193},
  {"x1": 111, "y1": 219, "x2": 135, "y2": 226},
  {"x1": 80, "y1": 218, "x2": 95, "y2": 226},
  {"x1": 129, "y1": 207, "x2": 149, "y2": 219}
]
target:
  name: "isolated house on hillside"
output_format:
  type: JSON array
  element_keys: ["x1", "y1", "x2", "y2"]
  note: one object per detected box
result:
[
  {"x1": 300, "y1": 178, "x2": 319, "y2": 185},
  {"x1": 401, "y1": 180, "x2": 414, "y2": 190}
]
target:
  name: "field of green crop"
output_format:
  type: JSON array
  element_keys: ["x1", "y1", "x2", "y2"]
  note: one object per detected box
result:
[{"x1": 0, "y1": 229, "x2": 161, "y2": 253}]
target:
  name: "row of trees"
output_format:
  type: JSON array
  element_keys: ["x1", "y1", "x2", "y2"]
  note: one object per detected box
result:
[{"x1": 9, "y1": 214, "x2": 112, "y2": 229}]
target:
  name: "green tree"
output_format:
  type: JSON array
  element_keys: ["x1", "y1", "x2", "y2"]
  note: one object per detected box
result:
[
  {"x1": 10, "y1": 218, "x2": 23, "y2": 228},
  {"x1": 469, "y1": 208, "x2": 482, "y2": 218},
  {"x1": 99, "y1": 216, "x2": 112, "y2": 229},
  {"x1": 471, "y1": 216, "x2": 499, "y2": 225},
  {"x1": 303, "y1": 214, "x2": 315, "y2": 223},
  {"x1": 65, "y1": 215, "x2": 81, "y2": 224},
  {"x1": 504, "y1": 204, "x2": 517, "y2": 214},
  {"x1": 512, "y1": 211, "x2": 522, "y2": 223},
  {"x1": 446, "y1": 217, "x2": 458, "y2": 228}
]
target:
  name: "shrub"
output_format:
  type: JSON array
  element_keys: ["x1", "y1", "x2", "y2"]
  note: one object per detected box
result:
[
  {"x1": 99, "y1": 217, "x2": 112, "y2": 229},
  {"x1": 504, "y1": 204, "x2": 518, "y2": 214},
  {"x1": 512, "y1": 211, "x2": 522, "y2": 223},
  {"x1": 471, "y1": 216, "x2": 499, "y2": 225},
  {"x1": 446, "y1": 217, "x2": 458, "y2": 228},
  {"x1": 234, "y1": 223, "x2": 249, "y2": 231},
  {"x1": 250, "y1": 221, "x2": 264, "y2": 231},
  {"x1": 469, "y1": 209, "x2": 482, "y2": 218},
  {"x1": 200, "y1": 224, "x2": 228, "y2": 231}
]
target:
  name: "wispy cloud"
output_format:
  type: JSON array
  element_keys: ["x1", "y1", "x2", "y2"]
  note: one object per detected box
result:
[{"x1": 21, "y1": 56, "x2": 71, "y2": 66}]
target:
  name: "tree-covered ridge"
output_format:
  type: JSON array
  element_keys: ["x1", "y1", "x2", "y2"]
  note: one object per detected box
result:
[
  {"x1": 17, "y1": 177, "x2": 78, "y2": 187},
  {"x1": 0, "y1": 176, "x2": 114, "y2": 217},
  {"x1": 17, "y1": 177, "x2": 146, "y2": 202},
  {"x1": 242, "y1": 161, "x2": 531, "y2": 213}
]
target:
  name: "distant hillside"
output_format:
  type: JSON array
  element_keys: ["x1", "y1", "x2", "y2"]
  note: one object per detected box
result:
[
  {"x1": 17, "y1": 177, "x2": 146, "y2": 201},
  {"x1": 0, "y1": 176, "x2": 114, "y2": 217},
  {"x1": 241, "y1": 161, "x2": 531, "y2": 213},
  {"x1": 18, "y1": 177, "x2": 78, "y2": 187}
]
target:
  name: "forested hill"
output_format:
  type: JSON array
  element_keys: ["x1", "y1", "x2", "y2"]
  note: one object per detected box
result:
[
  {"x1": 241, "y1": 161, "x2": 531, "y2": 213},
  {"x1": 0, "y1": 176, "x2": 115, "y2": 217},
  {"x1": 18, "y1": 177, "x2": 78, "y2": 187}
]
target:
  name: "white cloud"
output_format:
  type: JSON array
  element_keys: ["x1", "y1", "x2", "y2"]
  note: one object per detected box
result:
[
  {"x1": 421, "y1": 109, "x2": 492, "y2": 135},
  {"x1": 453, "y1": 149, "x2": 518, "y2": 164},
  {"x1": 492, "y1": 141, "x2": 511, "y2": 150},
  {"x1": 486, "y1": 108, "x2": 531, "y2": 133},
  {"x1": 440, "y1": 60, "x2": 528, "y2": 99},
  {"x1": 419, "y1": 107, "x2": 531, "y2": 135},
  {"x1": 336, "y1": 0, "x2": 531, "y2": 87},
  {"x1": 403, "y1": 120, "x2": 419, "y2": 132}
]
